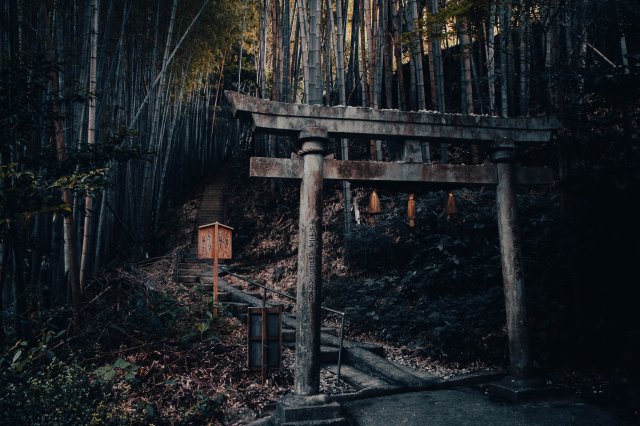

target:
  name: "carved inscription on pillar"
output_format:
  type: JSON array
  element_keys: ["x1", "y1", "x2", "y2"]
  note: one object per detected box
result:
[{"x1": 293, "y1": 130, "x2": 327, "y2": 396}]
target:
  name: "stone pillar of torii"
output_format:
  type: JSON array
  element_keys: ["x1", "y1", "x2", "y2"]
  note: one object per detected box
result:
[{"x1": 226, "y1": 91, "x2": 561, "y2": 407}]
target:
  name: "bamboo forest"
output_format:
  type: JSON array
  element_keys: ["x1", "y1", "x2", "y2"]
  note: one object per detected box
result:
[{"x1": 0, "y1": 0, "x2": 638, "y2": 424}]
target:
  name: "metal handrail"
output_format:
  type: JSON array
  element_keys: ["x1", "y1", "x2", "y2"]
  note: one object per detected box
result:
[
  {"x1": 174, "y1": 247, "x2": 182, "y2": 280},
  {"x1": 176, "y1": 249, "x2": 347, "y2": 383}
]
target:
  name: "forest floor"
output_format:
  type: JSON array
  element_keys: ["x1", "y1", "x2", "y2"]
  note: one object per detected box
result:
[{"x1": 1, "y1": 159, "x2": 639, "y2": 425}]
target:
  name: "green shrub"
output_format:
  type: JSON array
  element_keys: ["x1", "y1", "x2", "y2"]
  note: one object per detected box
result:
[{"x1": 0, "y1": 356, "x2": 134, "y2": 425}]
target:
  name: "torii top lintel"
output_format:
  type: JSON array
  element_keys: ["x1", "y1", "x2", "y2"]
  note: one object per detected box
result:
[{"x1": 225, "y1": 91, "x2": 561, "y2": 144}]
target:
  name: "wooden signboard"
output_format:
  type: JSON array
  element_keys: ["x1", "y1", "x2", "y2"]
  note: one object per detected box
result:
[
  {"x1": 197, "y1": 222, "x2": 233, "y2": 317},
  {"x1": 198, "y1": 222, "x2": 233, "y2": 260}
]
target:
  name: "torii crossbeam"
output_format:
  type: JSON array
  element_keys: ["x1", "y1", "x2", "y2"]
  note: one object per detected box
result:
[
  {"x1": 226, "y1": 91, "x2": 562, "y2": 399},
  {"x1": 226, "y1": 91, "x2": 559, "y2": 143}
]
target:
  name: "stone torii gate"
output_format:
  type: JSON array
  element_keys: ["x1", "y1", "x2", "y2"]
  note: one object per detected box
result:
[{"x1": 226, "y1": 91, "x2": 561, "y2": 411}]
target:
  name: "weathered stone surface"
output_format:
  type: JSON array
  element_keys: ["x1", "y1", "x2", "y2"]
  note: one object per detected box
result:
[
  {"x1": 341, "y1": 388, "x2": 623, "y2": 426},
  {"x1": 492, "y1": 143, "x2": 532, "y2": 379},
  {"x1": 250, "y1": 156, "x2": 555, "y2": 186},
  {"x1": 294, "y1": 134, "x2": 327, "y2": 396},
  {"x1": 274, "y1": 394, "x2": 346, "y2": 425},
  {"x1": 226, "y1": 91, "x2": 561, "y2": 143},
  {"x1": 487, "y1": 376, "x2": 555, "y2": 402}
]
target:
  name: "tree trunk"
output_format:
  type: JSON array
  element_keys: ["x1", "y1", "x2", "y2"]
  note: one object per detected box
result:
[
  {"x1": 373, "y1": 0, "x2": 384, "y2": 160},
  {"x1": 80, "y1": 0, "x2": 100, "y2": 288},
  {"x1": 461, "y1": 20, "x2": 473, "y2": 114},
  {"x1": 42, "y1": 3, "x2": 81, "y2": 328},
  {"x1": 498, "y1": 0, "x2": 509, "y2": 117},
  {"x1": 427, "y1": 0, "x2": 443, "y2": 161},
  {"x1": 259, "y1": 0, "x2": 268, "y2": 98},
  {"x1": 486, "y1": 3, "x2": 497, "y2": 115},
  {"x1": 146, "y1": 0, "x2": 178, "y2": 233},
  {"x1": 271, "y1": 0, "x2": 280, "y2": 101},
  {"x1": 297, "y1": 0, "x2": 311, "y2": 102},
  {"x1": 518, "y1": 0, "x2": 530, "y2": 116},
  {"x1": 544, "y1": 0, "x2": 559, "y2": 111},
  {"x1": 383, "y1": 0, "x2": 393, "y2": 108},
  {"x1": 359, "y1": 0, "x2": 369, "y2": 107},
  {"x1": 308, "y1": 0, "x2": 322, "y2": 105},
  {"x1": 347, "y1": 0, "x2": 361, "y2": 104},
  {"x1": 506, "y1": 2, "x2": 516, "y2": 111},
  {"x1": 429, "y1": 0, "x2": 445, "y2": 112},
  {"x1": 410, "y1": 0, "x2": 425, "y2": 109},
  {"x1": 282, "y1": 0, "x2": 291, "y2": 102},
  {"x1": 392, "y1": 0, "x2": 406, "y2": 110},
  {"x1": 332, "y1": 0, "x2": 353, "y2": 239},
  {"x1": 93, "y1": 189, "x2": 108, "y2": 275},
  {"x1": 323, "y1": 0, "x2": 332, "y2": 104},
  {"x1": 12, "y1": 230, "x2": 31, "y2": 341},
  {"x1": 0, "y1": 242, "x2": 6, "y2": 344}
]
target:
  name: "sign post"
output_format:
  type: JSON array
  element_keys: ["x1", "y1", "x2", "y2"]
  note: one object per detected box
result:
[{"x1": 198, "y1": 222, "x2": 233, "y2": 318}]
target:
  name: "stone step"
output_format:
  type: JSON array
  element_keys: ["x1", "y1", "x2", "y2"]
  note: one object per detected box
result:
[
  {"x1": 321, "y1": 327, "x2": 338, "y2": 336},
  {"x1": 320, "y1": 346, "x2": 340, "y2": 364},
  {"x1": 277, "y1": 398, "x2": 346, "y2": 425},
  {"x1": 223, "y1": 302, "x2": 250, "y2": 314},
  {"x1": 323, "y1": 363, "x2": 393, "y2": 391},
  {"x1": 179, "y1": 259, "x2": 209, "y2": 265},
  {"x1": 199, "y1": 275, "x2": 233, "y2": 285},
  {"x1": 178, "y1": 265, "x2": 209, "y2": 273},
  {"x1": 177, "y1": 269, "x2": 209, "y2": 276},
  {"x1": 183, "y1": 286, "x2": 231, "y2": 302},
  {"x1": 178, "y1": 260, "x2": 213, "y2": 269},
  {"x1": 245, "y1": 291, "x2": 264, "y2": 300},
  {"x1": 282, "y1": 328, "x2": 295, "y2": 342},
  {"x1": 178, "y1": 275, "x2": 199, "y2": 283},
  {"x1": 284, "y1": 343, "x2": 341, "y2": 363},
  {"x1": 282, "y1": 419, "x2": 347, "y2": 426},
  {"x1": 179, "y1": 264, "x2": 213, "y2": 271},
  {"x1": 217, "y1": 291, "x2": 232, "y2": 301},
  {"x1": 348, "y1": 342, "x2": 384, "y2": 357}
]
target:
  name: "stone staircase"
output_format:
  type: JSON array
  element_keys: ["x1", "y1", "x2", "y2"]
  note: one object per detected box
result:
[{"x1": 177, "y1": 173, "x2": 227, "y2": 283}]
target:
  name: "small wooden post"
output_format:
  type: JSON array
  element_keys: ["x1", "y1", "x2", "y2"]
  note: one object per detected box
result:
[
  {"x1": 407, "y1": 194, "x2": 416, "y2": 227},
  {"x1": 261, "y1": 306, "x2": 267, "y2": 383},
  {"x1": 294, "y1": 127, "x2": 327, "y2": 396},
  {"x1": 445, "y1": 192, "x2": 457, "y2": 220},
  {"x1": 491, "y1": 139, "x2": 532, "y2": 379},
  {"x1": 213, "y1": 223, "x2": 219, "y2": 318}
]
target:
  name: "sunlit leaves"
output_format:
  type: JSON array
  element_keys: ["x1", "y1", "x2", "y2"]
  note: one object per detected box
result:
[
  {"x1": 50, "y1": 168, "x2": 110, "y2": 194},
  {"x1": 172, "y1": 0, "x2": 258, "y2": 93}
]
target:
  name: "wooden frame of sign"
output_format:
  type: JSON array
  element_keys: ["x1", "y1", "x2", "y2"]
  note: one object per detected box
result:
[
  {"x1": 247, "y1": 306, "x2": 283, "y2": 381},
  {"x1": 198, "y1": 222, "x2": 233, "y2": 317}
]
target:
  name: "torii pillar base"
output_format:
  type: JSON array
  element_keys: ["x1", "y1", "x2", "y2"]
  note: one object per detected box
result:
[
  {"x1": 273, "y1": 394, "x2": 346, "y2": 425},
  {"x1": 488, "y1": 376, "x2": 554, "y2": 402}
]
